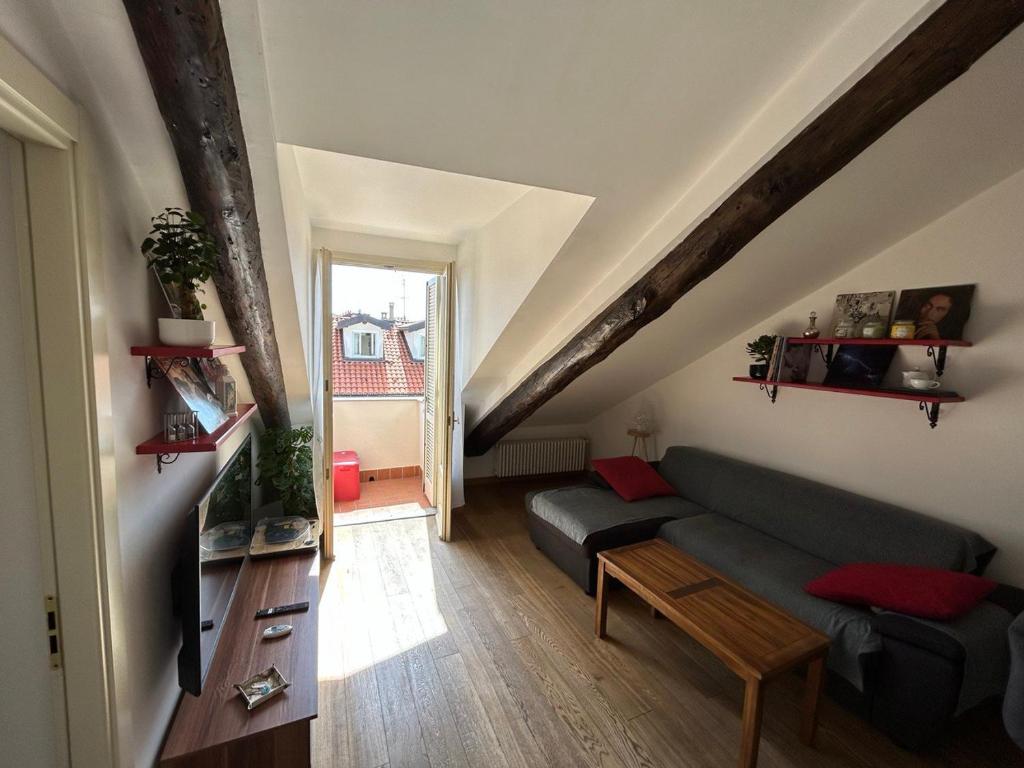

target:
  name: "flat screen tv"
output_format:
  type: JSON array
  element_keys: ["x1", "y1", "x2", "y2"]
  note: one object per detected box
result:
[{"x1": 173, "y1": 435, "x2": 252, "y2": 696}]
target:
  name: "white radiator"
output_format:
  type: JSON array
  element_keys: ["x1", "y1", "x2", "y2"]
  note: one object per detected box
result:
[{"x1": 495, "y1": 437, "x2": 589, "y2": 478}]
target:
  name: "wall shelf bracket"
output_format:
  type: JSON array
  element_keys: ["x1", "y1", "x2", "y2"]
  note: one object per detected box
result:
[
  {"x1": 156, "y1": 453, "x2": 181, "y2": 473},
  {"x1": 812, "y1": 343, "x2": 834, "y2": 367},
  {"x1": 145, "y1": 356, "x2": 192, "y2": 388},
  {"x1": 759, "y1": 382, "x2": 778, "y2": 404},
  {"x1": 926, "y1": 345, "x2": 949, "y2": 377},
  {"x1": 919, "y1": 401, "x2": 941, "y2": 429}
]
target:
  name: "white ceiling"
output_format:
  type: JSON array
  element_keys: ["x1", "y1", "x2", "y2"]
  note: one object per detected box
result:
[
  {"x1": 291, "y1": 146, "x2": 531, "y2": 243},
  {"x1": 530, "y1": 24, "x2": 1024, "y2": 424},
  {"x1": 250, "y1": 0, "x2": 1021, "y2": 430},
  {"x1": 254, "y1": 0, "x2": 878, "y2": 406}
]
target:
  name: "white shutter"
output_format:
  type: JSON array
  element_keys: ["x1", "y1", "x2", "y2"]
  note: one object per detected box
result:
[{"x1": 423, "y1": 277, "x2": 438, "y2": 504}]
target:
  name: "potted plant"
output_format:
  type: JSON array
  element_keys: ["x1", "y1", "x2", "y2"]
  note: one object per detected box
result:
[
  {"x1": 746, "y1": 334, "x2": 776, "y2": 379},
  {"x1": 257, "y1": 426, "x2": 316, "y2": 518},
  {"x1": 141, "y1": 208, "x2": 220, "y2": 346}
]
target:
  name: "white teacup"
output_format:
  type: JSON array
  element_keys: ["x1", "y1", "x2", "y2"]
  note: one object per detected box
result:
[{"x1": 909, "y1": 378, "x2": 940, "y2": 390}]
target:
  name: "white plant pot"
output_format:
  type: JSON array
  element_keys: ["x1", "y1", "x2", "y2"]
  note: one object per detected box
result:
[{"x1": 158, "y1": 317, "x2": 216, "y2": 347}]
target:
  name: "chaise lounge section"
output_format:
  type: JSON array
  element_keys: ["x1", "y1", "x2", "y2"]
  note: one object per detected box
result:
[{"x1": 526, "y1": 446, "x2": 1020, "y2": 749}]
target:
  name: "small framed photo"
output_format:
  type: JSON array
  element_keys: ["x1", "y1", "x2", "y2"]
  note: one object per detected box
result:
[
  {"x1": 893, "y1": 284, "x2": 975, "y2": 340},
  {"x1": 829, "y1": 291, "x2": 895, "y2": 338}
]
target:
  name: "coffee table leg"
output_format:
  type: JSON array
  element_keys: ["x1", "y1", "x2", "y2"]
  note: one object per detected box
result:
[
  {"x1": 595, "y1": 560, "x2": 609, "y2": 638},
  {"x1": 800, "y1": 654, "x2": 826, "y2": 746},
  {"x1": 739, "y1": 678, "x2": 764, "y2": 768}
]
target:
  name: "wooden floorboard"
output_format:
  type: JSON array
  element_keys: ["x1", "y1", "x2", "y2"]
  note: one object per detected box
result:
[{"x1": 314, "y1": 479, "x2": 1024, "y2": 768}]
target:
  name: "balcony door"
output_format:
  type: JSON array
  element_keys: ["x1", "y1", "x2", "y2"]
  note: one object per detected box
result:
[{"x1": 422, "y1": 267, "x2": 455, "y2": 540}]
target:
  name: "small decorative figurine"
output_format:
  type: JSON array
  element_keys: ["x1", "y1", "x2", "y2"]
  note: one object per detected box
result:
[{"x1": 802, "y1": 311, "x2": 820, "y2": 339}]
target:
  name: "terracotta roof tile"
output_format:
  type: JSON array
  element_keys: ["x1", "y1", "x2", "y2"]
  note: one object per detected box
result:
[{"x1": 332, "y1": 314, "x2": 424, "y2": 397}]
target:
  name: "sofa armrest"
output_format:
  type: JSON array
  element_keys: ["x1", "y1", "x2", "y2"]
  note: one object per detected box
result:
[
  {"x1": 872, "y1": 612, "x2": 965, "y2": 662},
  {"x1": 988, "y1": 583, "x2": 1024, "y2": 617}
]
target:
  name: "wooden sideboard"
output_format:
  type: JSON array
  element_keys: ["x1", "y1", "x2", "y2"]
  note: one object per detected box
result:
[{"x1": 160, "y1": 551, "x2": 319, "y2": 767}]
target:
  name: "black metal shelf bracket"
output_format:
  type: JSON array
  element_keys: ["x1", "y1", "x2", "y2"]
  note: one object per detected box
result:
[
  {"x1": 156, "y1": 452, "x2": 180, "y2": 473},
  {"x1": 145, "y1": 356, "x2": 192, "y2": 388},
  {"x1": 919, "y1": 401, "x2": 941, "y2": 429},
  {"x1": 759, "y1": 382, "x2": 779, "y2": 404},
  {"x1": 926, "y1": 345, "x2": 949, "y2": 377},
  {"x1": 812, "y1": 343, "x2": 834, "y2": 367}
]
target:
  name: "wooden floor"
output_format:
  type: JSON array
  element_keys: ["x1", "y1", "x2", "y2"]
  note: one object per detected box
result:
[{"x1": 314, "y1": 478, "x2": 1022, "y2": 768}]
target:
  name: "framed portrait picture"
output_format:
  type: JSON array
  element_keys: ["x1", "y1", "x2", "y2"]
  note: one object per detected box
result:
[
  {"x1": 828, "y1": 291, "x2": 895, "y2": 338},
  {"x1": 893, "y1": 284, "x2": 975, "y2": 340}
]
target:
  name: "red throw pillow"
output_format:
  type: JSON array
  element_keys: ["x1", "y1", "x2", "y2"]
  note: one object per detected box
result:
[
  {"x1": 805, "y1": 563, "x2": 996, "y2": 621},
  {"x1": 591, "y1": 456, "x2": 677, "y2": 502}
]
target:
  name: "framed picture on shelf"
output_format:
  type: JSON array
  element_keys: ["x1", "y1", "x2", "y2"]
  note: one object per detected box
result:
[
  {"x1": 828, "y1": 291, "x2": 895, "y2": 338},
  {"x1": 778, "y1": 344, "x2": 813, "y2": 383},
  {"x1": 893, "y1": 284, "x2": 975, "y2": 340},
  {"x1": 164, "y1": 359, "x2": 229, "y2": 434},
  {"x1": 822, "y1": 344, "x2": 897, "y2": 389}
]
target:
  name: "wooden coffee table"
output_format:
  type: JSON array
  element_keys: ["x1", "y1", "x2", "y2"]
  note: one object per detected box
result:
[{"x1": 595, "y1": 539, "x2": 830, "y2": 768}]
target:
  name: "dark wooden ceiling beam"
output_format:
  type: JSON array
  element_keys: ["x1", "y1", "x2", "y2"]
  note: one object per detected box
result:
[
  {"x1": 123, "y1": 0, "x2": 291, "y2": 428},
  {"x1": 465, "y1": 0, "x2": 1024, "y2": 456}
]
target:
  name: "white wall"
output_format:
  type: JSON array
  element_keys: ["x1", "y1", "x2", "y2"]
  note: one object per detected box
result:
[
  {"x1": 276, "y1": 143, "x2": 313, "y2": 370},
  {"x1": 0, "y1": 4, "x2": 261, "y2": 764},
  {"x1": 588, "y1": 168, "x2": 1024, "y2": 585},
  {"x1": 313, "y1": 226, "x2": 457, "y2": 265},
  {"x1": 333, "y1": 398, "x2": 423, "y2": 470},
  {"x1": 456, "y1": 186, "x2": 592, "y2": 389}
]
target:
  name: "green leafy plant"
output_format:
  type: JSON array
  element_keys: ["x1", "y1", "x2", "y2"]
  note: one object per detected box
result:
[
  {"x1": 257, "y1": 426, "x2": 315, "y2": 518},
  {"x1": 141, "y1": 208, "x2": 219, "y2": 320},
  {"x1": 746, "y1": 334, "x2": 776, "y2": 363}
]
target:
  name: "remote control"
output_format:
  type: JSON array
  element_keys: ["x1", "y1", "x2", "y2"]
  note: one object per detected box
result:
[{"x1": 254, "y1": 601, "x2": 309, "y2": 619}]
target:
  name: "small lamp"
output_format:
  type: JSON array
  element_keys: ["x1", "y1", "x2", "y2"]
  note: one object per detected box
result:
[{"x1": 627, "y1": 412, "x2": 654, "y2": 460}]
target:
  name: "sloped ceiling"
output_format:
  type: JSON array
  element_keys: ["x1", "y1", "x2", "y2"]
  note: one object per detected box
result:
[
  {"x1": 291, "y1": 146, "x2": 531, "y2": 243},
  {"x1": 254, "y1": 0, "x2": 917, "y2": 419},
  {"x1": 530, "y1": 23, "x2": 1024, "y2": 424}
]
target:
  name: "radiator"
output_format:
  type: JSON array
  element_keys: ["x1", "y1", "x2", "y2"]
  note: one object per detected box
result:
[{"x1": 495, "y1": 437, "x2": 589, "y2": 478}]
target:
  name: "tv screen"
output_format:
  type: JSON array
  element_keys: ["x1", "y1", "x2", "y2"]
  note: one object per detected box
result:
[{"x1": 175, "y1": 435, "x2": 252, "y2": 696}]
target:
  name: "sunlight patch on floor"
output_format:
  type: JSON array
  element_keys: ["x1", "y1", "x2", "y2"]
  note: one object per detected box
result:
[{"x1": 318, "y1": 516, "x2": 449, "y2": 681}]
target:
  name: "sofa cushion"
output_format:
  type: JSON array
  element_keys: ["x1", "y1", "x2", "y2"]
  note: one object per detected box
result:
[
  {"x1": 806, "y1": 563, "x2": 997, "y2": 621},
  {"x1": 529, "y1": 485, "x2": 706, "y2": 547},
  {"x1": 657, "y1": 514, "x2": 881, "y2": 690},
  {"x1": 592, "y1": 456, "x2": 678, "y2": 501},
  {"x1": 657, "y1": 446, "x2": 995, "y2": 573}
]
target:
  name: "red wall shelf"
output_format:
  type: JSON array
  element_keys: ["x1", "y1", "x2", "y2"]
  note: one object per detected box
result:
[
  {"x1": 731, "y1": 377, "x2": 964, "y2": 404},
  {"x1": 783, "y1": 337, "x2": 972, "y2": 347},
  {"x1": 136, "y1": 403, "x2": 257, "y2": 472},
  {"x1": 130, "y1": 344, "x2": 246, "y2": 358},
  {"x1": 131, "y1": 344, "x2": 246, "y2": 388},
  {"x1": 732, "y1": 377, "x2": 963, "y2": 429}
]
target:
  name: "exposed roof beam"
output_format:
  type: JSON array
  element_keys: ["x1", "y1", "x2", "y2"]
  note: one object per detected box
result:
[
  {"x1": 123, "y1": 0, "x2": 291, "y2": 428},
  {"x1": 465, "y1": 0, "x2": 1024, "y2": 456}
]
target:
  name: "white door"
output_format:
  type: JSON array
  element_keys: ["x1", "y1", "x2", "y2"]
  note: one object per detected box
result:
[
  {"x1": 0, "y1": 134, "x2": 69, "y2": 764},
  {"x1": 422, "y1": 269, "x2": 455, "y2": 539},
  {"x1": 313, "y1": 248, "x2": 334, "y2": 559}
]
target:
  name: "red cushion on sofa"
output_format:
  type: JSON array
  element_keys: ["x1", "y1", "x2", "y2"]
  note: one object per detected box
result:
[
  {"x1": 805, "y1": 563, "x2": 996, "y2": 621},
  {"x1": 591, "y1": 456, "x2": 677, "y2": 502}
]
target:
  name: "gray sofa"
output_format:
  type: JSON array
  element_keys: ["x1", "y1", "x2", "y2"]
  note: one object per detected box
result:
[{"x1": 526, "y1": 446, "x2": 1021, "y2": 750}]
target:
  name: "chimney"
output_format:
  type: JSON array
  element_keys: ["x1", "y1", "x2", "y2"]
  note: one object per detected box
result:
[{"x1": 388, "y1": 302, "x2": 395, "y2": 321}]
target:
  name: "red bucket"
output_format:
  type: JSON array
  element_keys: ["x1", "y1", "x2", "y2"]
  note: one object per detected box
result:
[{"x1": 332, "y1": 450, "x2": 360, "y2": 501}]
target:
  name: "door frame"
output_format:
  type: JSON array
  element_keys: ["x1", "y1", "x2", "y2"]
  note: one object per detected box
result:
[
  {"x1": 0, "y1": 33, "x2": 127, "y2": 765},
  {"x1": 323, "y1": 250, "x2": 456, "y2": 541}
]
